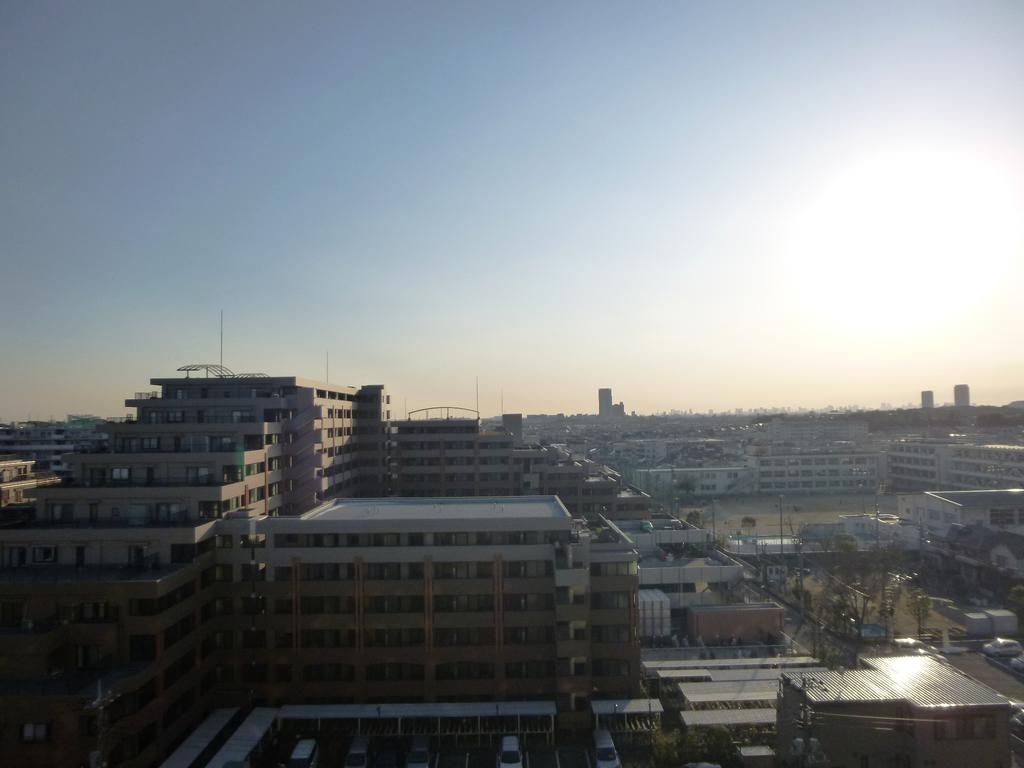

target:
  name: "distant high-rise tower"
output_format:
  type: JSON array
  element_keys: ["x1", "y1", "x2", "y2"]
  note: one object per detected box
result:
[
  {"x1": 954, "y1": 384, "x2": 971, "y2": 407},
  {"x1": 598, "y1": 388, "x2": 613, "y2": 417},
  {"x1": 921, "y1": 390, "x2": 935, "y2": 409}
]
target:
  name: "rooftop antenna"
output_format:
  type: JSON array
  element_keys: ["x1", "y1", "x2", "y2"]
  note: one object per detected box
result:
[
  {"x1": 219, "y1": 310, "x2": 223, "y2": 368},
  {"x1": 501, "y1": 388, "x2": 504, "y2": 416},
  {"x1": 326, "y1": 350, "x2": 329, "y2": 384},
  {"x1": 475, "y1": 377, "x2": 479, "y2": 419}
]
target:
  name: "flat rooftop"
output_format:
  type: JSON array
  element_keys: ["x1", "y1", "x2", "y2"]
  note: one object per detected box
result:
[
  {"x1": 925, "y1": 489, "x2": 1024, "y2": 507},
  {"x1": 303, "y1": 496, "x2": 571, "y2": 522}
]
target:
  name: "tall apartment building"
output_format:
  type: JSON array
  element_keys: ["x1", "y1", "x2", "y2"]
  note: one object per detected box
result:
[
  {"x1": 391, "y1": 412, "x2": 519, "y2": 497},
  {"x1": 954, "y1": 383, "x2": 971, "y2": 407},
  {"x1": 598, "y1": 388, "x2": 613, "y2": 418},
  {"x1": 921, "y1": 390, "x2": 935, "y2": 409},
  {"x1": 32, "y1": 367, "x2": 390, "y2": 524},
  {"x1": 391, "y1": 417, "x2": 652, "y2": 519},
  {"x1": 0, "y1": 496, "x2": 641, "y2": 768}
]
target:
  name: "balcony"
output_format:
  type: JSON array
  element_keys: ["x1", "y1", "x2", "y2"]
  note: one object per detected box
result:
[
  {"x1": 60, "y1": 477, "x2": 234, "y2": 488},
  {"x1": 0, "y1": 561, "x2": 192, "y2": 584},
  {"x1": 107, "y1": 415, "x2": 256, "y2": 425}
]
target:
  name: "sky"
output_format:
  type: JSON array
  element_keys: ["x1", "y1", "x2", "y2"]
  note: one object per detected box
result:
[{"x1": 2, "y1": 1, "x2": 1023, "y2": 419}]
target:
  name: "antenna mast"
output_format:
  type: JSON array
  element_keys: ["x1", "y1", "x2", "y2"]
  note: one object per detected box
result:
[
  {"x1": 475, "y1": 377, "x2": 479, "y2": 419},
  {"x1": 219, "y1": 310, "x2": 223, "y2": 367}
]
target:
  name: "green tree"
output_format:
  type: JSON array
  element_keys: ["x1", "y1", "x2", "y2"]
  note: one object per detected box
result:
[
  {"x1": 740, "y1": 516, "x2": 757, "y2": 533},
  {"x1": 906, "y1": 588, "x2": 932, "y2": 637},
  {"x1": 1008, "y1": 585, "x2": 1024, "y2": 623},
  {"x1": 651, "y1": 730, "x2": 682, "y2": 768}
]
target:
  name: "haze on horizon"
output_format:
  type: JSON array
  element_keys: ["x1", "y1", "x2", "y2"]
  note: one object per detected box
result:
[{"x1": 2, "y1": 1, "x2": 1022, "y2": 420}]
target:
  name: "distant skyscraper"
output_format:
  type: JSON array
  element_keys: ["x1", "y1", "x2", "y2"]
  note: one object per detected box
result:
[
  {"x1": 954, "y1": 384, "x2": 971, "y2": 407},
  {"x1": 598, "y1": 388, "x2": 612, "y2": 417},
  {"x1": 921, "y1": 390, "x2": 935, "y2": 409}
]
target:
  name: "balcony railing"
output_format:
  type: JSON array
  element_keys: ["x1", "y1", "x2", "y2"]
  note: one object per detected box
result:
[
  {"x1": 64, "y1": 477, "x2": 230, "y2": 488},
  {"x1": 106, "y1": 415, "x2": 256, "y2": 425}
]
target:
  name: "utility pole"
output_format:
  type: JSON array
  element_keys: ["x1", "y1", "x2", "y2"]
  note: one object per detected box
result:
[{"x1": 711, "y1": 498, "x2": 717, "y2": 544}]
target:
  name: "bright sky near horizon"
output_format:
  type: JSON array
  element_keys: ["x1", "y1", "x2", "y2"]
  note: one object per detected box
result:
[{"x1": 2, "y1": 1, "x2": 1023, "y2": 419}]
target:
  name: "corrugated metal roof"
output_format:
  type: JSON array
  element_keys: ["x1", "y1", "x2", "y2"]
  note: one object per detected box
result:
[
  {"x1": 787, "y1": 656, "x2": 1009, "y2": 708},
  {"x1": 591, "y1": 699, "x2": 663, "y2": 715},
  {"x1": 926, "y1": 489, "x2": 1024, "y2": 508},
  {"x1": 680, "y1": 708, "x2": 777, "y2": 727}
]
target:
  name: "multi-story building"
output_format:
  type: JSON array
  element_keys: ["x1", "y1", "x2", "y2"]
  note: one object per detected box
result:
[
  {"x1": 0, "y1": 496, "x2": 641, "y2": 768},
  {"x1": 391, "y1": 412, "x2": 520, "y2": 497},
  {"x1": 391, "y1": 417, "x2": 652, "y2": 518},
  {"x1": 750, "y1": 449, "x2": 881, "y2": 494},
  {"x1": 886, "y1": 439, "x2": 950, "y2": 491},
  {"x1": 598, "y1": 389, "x2": 613, "y2": 418},
  {"x1": 628, "y1": 466, "x2": 756, "y2": 498},
  {"x1": 777, "y1": 655, "x2": 1010, "y2": 768},
  {"x1": 32, "y1": 366, "x2": 390, "y2": 524},
  {"x1": 921, "y1": 390, "x2": 935, "y2": 409},
  {"x1": 898, "y1": 489, "x2": 1024, "y2": 538},
  {"x1": 954, "y1": 383, "x2": 971, "y2": 408},
  {"x1": 0, "y1": 420, "x2": 107, "y2": 476},
  {"x1": 0, "y1": 455, "x2": 60, "y2": 509},
  {"x1": 887, "y1": 441, "x2": 1024, "y2": 492}
]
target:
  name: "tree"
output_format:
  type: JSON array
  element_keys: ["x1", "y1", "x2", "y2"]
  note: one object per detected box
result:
[
  {"x1": 740, "y1": 516, "x2": 757, "y2": 533},
  {"x1": 906, "y1": 588, "x2": 932, "y2": 637},
  {"x1": 651, "y1": 730, "x2": 682, "y2": 768},
  {"x1": 685, "y1": 509, "x2": 704, "y2": 528},
  {"x1": 1008, "y1": 585, "x2": 1024, "y2": 623}
]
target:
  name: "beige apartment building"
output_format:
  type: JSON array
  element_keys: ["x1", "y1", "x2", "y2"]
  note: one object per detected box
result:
[
  {"x1": 0, "y1": 496, "x2": 641, "y2": 768},
  {"x1": 32, "y1": 366, "x2": 390, "y2": 525}
]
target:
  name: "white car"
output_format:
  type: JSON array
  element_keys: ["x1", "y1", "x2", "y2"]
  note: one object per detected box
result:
[
  {"x1": 497, "y1": 736, "x2": 523, "y2": 768},
  {"x1": 893, "y1": 637, "x2": 929, "y2": 651},
  {"x1": 983, "y1": 638, "x2": 1024, "y2": 657}
]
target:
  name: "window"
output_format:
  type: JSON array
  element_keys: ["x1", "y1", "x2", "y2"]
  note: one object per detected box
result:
[
  {"x1": 32, "y1": 546, "x2": 57, "y2": 563},
  {"x1": 111, "y1": 467, "x2": 130, "y2": 481},
  {"x1": 21, "y1": 723, "x2": 50, "y2": 743}
]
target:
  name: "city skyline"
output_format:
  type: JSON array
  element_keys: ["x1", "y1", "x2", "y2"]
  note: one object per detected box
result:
[{"x1": 2, "y1": 2, "x2": 1023, "y2": 418}]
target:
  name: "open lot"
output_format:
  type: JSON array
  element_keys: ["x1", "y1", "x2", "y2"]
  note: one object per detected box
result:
[{"x1": 686, "y1": 493, "x2": 898, "y2": 537}]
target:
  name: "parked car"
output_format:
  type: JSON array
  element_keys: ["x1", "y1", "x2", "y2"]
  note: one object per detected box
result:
[
  {"x1": 592, "y1": 730, "x2": 621, "y2": 768},
  {"x1": 346, "y1": 736, "x2": 371, "y2": 768},
  {"x1": 983, "y1": 638, "x2": 1024, "y2": 657},
  {"x1": 1010, "y1": 655, "x2": 1024, "y2": 673},
  {"x1": 406, "y1": 737, "x2": 433, "y2": 768},
  {"x1": 496, "y1": 736, "x2": 523, "y2": 768},
  {"x1": 1011, "y1": 711, "x2": 1024, "y2": 738},
  {"x1": 289, "y1": 739, "x2": 320, "y2": 768}
]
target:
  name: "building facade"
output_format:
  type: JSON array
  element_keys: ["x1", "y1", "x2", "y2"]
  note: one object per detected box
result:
[
  {"x1": 887, "y1": 441, "x2": 1024, "y2": 492},
  {"x1": 921, "y1": 390, "x2": 935, "y2": 409},
  {"x1": 32, "y1": 368, "x2": 390, "y2": 525},
  {"x1": 751, "y1": 449, "x2": 881, "y2": 494},
  {"x1": 0, "y1": 496, "x2": 641, "y2": 768},
  {"x1": 954, "y1": 384, "x2": 971, "y2": 408},
  {"x1": 0, "y1": 456, "x2": 61, "y2": 509}
]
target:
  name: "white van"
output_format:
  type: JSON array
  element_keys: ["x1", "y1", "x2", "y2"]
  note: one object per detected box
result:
[
  {"x1": 289, "y1": 739, "x2": 320, "y2": 768},
  {"x1": 405, "y1": 736, "x2": 433, "y2": 768},
  {"x1": 346, "y1": 735, "x2": 371, "y2": 768},
  {"x1": 592, "y1": 730, "x2": 621, "y2": 768},
  {"x1": 496, "y1": 736, "x2": 523, "y2": 768}
]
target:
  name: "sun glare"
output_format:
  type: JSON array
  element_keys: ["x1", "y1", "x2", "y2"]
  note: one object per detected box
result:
[{"x1": 783, "y1": 147, "x2": 1022, "y2": 335}]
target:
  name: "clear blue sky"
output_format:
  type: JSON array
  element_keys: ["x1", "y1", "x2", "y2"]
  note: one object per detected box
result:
[{"x1": 2, "y1": 1, "x2": 1022, "y2": 418}]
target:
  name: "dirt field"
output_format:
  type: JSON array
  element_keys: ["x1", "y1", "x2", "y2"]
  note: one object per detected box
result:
[{"x1": 680, "y1": 493, "x2": 898, "y2": 537}]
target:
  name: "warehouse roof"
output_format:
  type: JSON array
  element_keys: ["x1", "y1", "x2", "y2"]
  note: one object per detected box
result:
[
  {"x1": 591, "y1": 699, "x2": 664, "y2": 715},
  {"x1": 786, "y1": 656, "x2": 1009, "y2": 708}
]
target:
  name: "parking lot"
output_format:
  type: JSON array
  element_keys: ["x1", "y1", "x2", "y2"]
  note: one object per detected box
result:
[{"x1": 259, "y1": 737, "x2": 597, "y2": 768}]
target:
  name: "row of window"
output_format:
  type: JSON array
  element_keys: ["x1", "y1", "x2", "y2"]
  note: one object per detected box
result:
[{"x1": 272, "y1": 531, "x2": 566, "y2": 547}]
